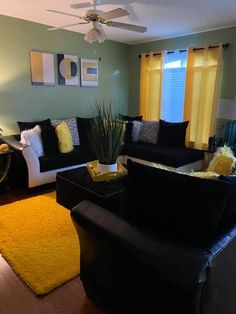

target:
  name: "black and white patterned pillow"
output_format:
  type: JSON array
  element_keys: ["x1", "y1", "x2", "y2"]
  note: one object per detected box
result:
[
  {"x1": 139, "y1": 121, "x2": 159, "y2": 144},
  {"x1": 51, "y1": 117, "x2": 80, "y2": 146}
]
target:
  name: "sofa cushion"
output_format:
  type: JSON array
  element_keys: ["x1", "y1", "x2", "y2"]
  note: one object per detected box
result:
[
  {"x1": 207, "y1": 146, "x2": 236, "y2": 175},
  {"x1": 55, "y1": 122, "x2": 74, "y2": 153},
  {"x1": 158, "y1": 119, "x2": 189, "y2": 148},
  {"x1": 40, "y1": 124, "x2": 59, "y2": 155},
  {"x1": 126, "y1": 160, "x2": 233, "y2": 244},
  {"x1": 122, "y1": 115, "x2": 143, "y2": 144},
  {"x1": 39, "y1": 145, "x2": 95, "y2": 172},
  {"x1": 51, "y1": 118, "x2": 80, "y2": 146},
  {"x1": 17, "y1": 118, "x2": 51, "y2": 132},
  {"x1": 119, "y1": 114, "x2": 142, "y2": 121},
  {"x1": 121, "y1": 143, "x2": 204, "y2": 168},
  {"x1": 139, "y1": 121, "x2": 159, "y2": 144},
  {"x1": 20, "y1": 125, "x2": 44, "y2": 157},
  {"x1": 124, "y1": 122, "x2": 133, "y2": 143},
  {"x1": 131, "y1": 121, "x2": 143, "y2": 142},
  {"x1": 77, "y1": 117, "x2": 94, "y2": 145}
]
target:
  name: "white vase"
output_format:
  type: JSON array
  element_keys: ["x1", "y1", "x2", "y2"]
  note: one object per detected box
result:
[{"x1": 97, "y1": 162, "x2": 118, "y2": 173}]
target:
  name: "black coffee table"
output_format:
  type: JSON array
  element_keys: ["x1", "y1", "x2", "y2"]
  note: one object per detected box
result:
[{"x1": 56, "y1": 166, "x2": 127, "y2": 215}]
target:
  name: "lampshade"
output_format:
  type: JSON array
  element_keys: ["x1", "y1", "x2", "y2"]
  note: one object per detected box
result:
[
  {"x1": 84, "y1": 23, "x2": 106, "y2": 44},
  {"x1": 216, "y1": 98, "x2": 236, "y2": 120}
]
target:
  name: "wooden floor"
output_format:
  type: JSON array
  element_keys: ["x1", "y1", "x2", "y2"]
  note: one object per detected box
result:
[{"x1": 0, "y1": 187, "x2": 105, "y2": 314}]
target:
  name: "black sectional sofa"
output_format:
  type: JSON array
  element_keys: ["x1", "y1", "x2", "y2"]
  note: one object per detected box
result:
[
  {"x1": 121, "y1": 142, "x2": 203, "y2": 170},
  {"x1": 3, "y1": 117, "x2": 204, "y2": 188},
  {"x1": 71, "y1": 160, "x2": 236, "y2": 314}
]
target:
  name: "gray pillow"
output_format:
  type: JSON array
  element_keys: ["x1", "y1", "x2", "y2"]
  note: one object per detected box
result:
[
  {"x1": 139, "y1": 121, "x2": 159, "y2": 144},
  {"x1": 51, "y1": 118, "x2": 80, "y2": 146},
  {"x1": 131, "y1": 121, "x2": 143, "y2": 142}
]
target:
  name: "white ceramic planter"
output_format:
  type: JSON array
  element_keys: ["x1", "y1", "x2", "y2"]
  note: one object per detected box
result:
[{"x1": 97, "y1": 162, "x2": 118, "y2": 173}]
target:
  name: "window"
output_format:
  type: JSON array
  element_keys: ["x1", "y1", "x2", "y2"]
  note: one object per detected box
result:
[{"x1": 161, "y1": 50, "x2": 187, "y2": 122}]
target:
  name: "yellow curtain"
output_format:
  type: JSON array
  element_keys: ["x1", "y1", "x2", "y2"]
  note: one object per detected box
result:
[
  {"x1": 139, "y1": 52, "x2": 163, "y2": 120},
  {"x1": 184, "y1": 45, "x2": 223, "y2": 150}
]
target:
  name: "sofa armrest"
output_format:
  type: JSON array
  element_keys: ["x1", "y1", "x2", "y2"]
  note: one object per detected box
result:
[
  {"x1": 71, "y1": 200, "x2": 213, "y2": 289},
  {"x1": 3, "y1": 136, "x2": 41, "y2": 188},
  {"x1": 202, "y1": 223, "x2": 236, "y2": 257},
  {"x1": 2, "y1": 135, "x2": 24, "y2": 151}
]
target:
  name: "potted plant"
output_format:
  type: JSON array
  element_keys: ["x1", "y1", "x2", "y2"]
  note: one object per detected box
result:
[{"x1": 88, "y1": 102, "x2": 125, "y2": 173}]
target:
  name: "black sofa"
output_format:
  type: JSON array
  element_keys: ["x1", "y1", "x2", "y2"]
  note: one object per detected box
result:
[
  {"x1": 2, "y1": 117, "x2": 204, "y2": 188},
  {"x1": 1, "y1": 116, "x2": 96, "y2": 188},
  {"x1": 121, "y1": 142, "x2": 203, "y2": 170},
  {"x1": 2, "y1": 134, "x2": 95, "y2": 188},
  {"x1": 71, "y1": 160, "x2": 236, "y2": 314}
]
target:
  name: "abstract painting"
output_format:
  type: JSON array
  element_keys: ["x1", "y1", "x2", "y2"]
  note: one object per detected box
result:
[
  {"x1": 57, "y1": 54, "x2": 79, "y2": 86},
  {"x1": 80, "y1": 59, "x2": 98, "y2": 87},
  {"x1": 30, "y1": 51, "x2": 55, "y2": 86}
]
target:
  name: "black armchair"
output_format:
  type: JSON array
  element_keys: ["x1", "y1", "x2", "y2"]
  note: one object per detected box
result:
[
  {"x1": 71, "y1": 200, "x2": 236, "y2": 314},
  {"x1": 71, "y1": 160, "x2": 236, "y2": 314}
]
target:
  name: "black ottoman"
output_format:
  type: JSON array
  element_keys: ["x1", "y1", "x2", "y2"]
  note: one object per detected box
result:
[{"x1": 56, "y1": 166, "x2": 127, "y2": 215}]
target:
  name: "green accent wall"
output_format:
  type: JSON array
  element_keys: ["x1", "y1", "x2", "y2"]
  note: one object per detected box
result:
[
  {"x1": 128, "y1": 26, "x2": 236, "y2": 115},
  {"x1": 1, "y1": 14, "x2": 236, "y2": 138},
  {"x1": 0, "y1": 15, "x2": 130, "y2": 134}
]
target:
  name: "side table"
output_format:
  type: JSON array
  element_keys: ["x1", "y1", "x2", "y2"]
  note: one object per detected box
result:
[
  {"x1": 0, "y1": 150, "x2": 13, "y2": 190},
  {"x1": 56, "y1": 166, "x2": 127, "y2": 216}
]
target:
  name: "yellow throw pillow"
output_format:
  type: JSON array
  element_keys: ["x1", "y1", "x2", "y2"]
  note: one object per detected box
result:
[
  {"x1": 207, "y1": 155, "x2": 235, "y2": 176},
  {"x1": 207, "y1": 145, "x2": 236, "y2": 175},
  {"x1": 55, "y1": 122, "x2": 73, "y2": 153}
]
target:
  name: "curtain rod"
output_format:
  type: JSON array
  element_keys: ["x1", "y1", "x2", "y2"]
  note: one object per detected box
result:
[{"x1": 138, "y1": 43, "x2": 229, "y2": 58}]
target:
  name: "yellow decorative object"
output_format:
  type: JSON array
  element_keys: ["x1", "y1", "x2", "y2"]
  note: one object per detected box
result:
[
  {"x1": 0, "y1": 192, "x2": 80, "y2": 295},
  {"x1": 87, "y1": 160, "x2": 127, "y2": 181},
  {"x1": 207, "y1": 145, "x2": 236, "y2": 175},
  {"x1": 55, "y1": 122, "x2": 74, "y2": 153},
  {"x1": 0, "y1": 143, "x2": 9, "y2": 152}
]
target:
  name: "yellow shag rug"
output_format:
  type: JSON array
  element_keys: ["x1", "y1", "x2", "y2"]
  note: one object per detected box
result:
[{"x1": 0, "y1": 192, "x2": 80, "y2": 295}]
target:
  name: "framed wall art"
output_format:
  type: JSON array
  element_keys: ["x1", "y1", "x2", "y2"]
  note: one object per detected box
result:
[
  {"x1": 57, "y1": 54, "x2": 79, "y2": 86},
  {"x1": 30, "y1": 51, "x2": 55, "y2": 86},
  {"x1": 80, "y1": 58, "x2": 98, "y2": 87}
]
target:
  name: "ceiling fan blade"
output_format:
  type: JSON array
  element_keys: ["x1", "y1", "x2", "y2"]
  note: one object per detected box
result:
[
  {"x1": 99, "y1": 8, "x2": 129, "y2": 21},
  {"x1": 48, "y1": 22, "x2": 88, "y2": 31},
  {"x1": 46, "y1": 9, "x2": 83, "y2": 20},
  {"x1": 71, "y1": 0, "x2": 105, "y2": 9},
  {"x1": 71, "y1": 2, "x2": 94, "y2": 9},
  {"x1": 107, "y1": 21, "x2": 147, "y2": 33}
]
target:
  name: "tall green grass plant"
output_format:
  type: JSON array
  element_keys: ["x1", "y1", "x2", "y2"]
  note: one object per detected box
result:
[{"x1": 88, "y1": 102, "x2": 125, "y2": 165}]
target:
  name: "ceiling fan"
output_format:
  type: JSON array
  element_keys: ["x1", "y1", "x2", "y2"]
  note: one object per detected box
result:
[{"x1": 47, "y1": 0, "x2": 147, "y2": 43}]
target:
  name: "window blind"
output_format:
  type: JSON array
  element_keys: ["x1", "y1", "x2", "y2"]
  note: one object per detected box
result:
[{"x1": 161, "y1": 50, "x2": 187, "y2": 122}]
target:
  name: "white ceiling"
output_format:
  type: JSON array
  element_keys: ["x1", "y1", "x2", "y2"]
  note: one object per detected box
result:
[{"x1": 1, "y1": 0, "x2": 236, "y2": 45}]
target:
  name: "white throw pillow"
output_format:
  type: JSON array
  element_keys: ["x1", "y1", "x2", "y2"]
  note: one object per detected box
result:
[
  {"x1": 131, "y1": 121, "x2": 143, "y2": 142},
  {"x1": 20, "y1": 125, "x2": 44, "y2": 157}
]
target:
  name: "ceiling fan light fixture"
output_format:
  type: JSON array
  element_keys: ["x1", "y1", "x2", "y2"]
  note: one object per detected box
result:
[
  {"x1": 84, "y1": 24, "x2": 106, "y2": 43},
  {"x1": 97, "y1": 25, "x2": 106, "y2": 43}
]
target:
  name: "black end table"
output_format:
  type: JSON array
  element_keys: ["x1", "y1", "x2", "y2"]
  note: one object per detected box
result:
[
  {"x1": 56, "y1": 166, "x2": 127, "y2": 215},
  {"x1": 0, "y1": 150, "x2": 13, "y2": 191}
]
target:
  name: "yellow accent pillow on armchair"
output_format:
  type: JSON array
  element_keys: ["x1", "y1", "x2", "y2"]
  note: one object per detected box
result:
[
  {"x1": 55, "y1": 122, "x2": 74, "y2": 153},
  {"x1": 207, "y1": 145, "x2": 236, "y2": 175}
]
